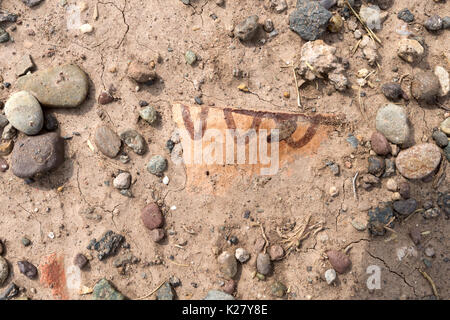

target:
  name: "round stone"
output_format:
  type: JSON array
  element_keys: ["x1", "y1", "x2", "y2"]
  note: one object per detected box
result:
[
  {"x1": 375, "y1": 104, "x2": 410, "y2": 145},
  {"x1": 113, "y1": 172, "x2": 131, "y2": 189},
  {"x1": 140, "y1": 106, "x2": 157, "y2": 125},
  {"x1": 94, "y1": 125, "x2": 121, "y2": 158},
  {"x1": 141, "y1": 203, "x2": 163, "y2": 230},
  {"x1": 147, "y1": 155, "x2": 167, "y2": 175},
  {"x1": 268, "y1": 245, "x2": 284, "y2": 261},
  {"x1": 235, "y1": 248, "x2": 250, "y2": 263},
  {"x1": 5, "y1": 91, "x2": 43, "y2": 135},
  {"x1": 396, "y1": 143, "x2": 442, "y2": 179},
  {"x1": 371, "y1": 131, "x2": 391, "y2": 155},
  {"x1": 411, "y1": 71, "x2": 440, "y2": 103},
  {"x1": 256, "y1": 253, "x2": 272, "y2": 275},
  {"x1": 11, "y1": 132, "x2": 64, "y2": 178},
  {"x1": 424, "y1": 15, "x2": 443, "y2": 31},
  {"x1": 381, "y1": 83, "x2": 407, "y2": 101},
  {"x1": 218, "y1": 251, "x2": 237, "y2": 278},
  {"x1": 120, "y1": 130, "x2": 145, "y2": 155},
  {"x1": 327, "y1": 250, "x2": 351, "y2": 274},
  {"x1": 270, "y1": 281, "x2": 287, "y2": 297}
]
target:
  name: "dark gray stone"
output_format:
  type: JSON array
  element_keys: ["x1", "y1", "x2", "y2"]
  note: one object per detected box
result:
[
  {"x1": 432, "y1": 130, "x2": 448, "y2": 148},
  {"x1": 381, "y1": 82, "x2": 408, "y2": 101},
  {"x1": 22, "y1": 0, "x2": 44, "y2": 7},
  {"x1": 397, "y1": 8, "x2": 414, "y2": 23},
  {"x1": 204, "y1": 290, "x2": 235, "y2": 300},
  {"x1": 368, "y1": 156, "x2": 385, "y2": 177},
  {"x1": 11, "y1": 132, "x2": 64, "y2": 178},
  {"x1": 235, "y1": 15, "x2": 259, "y2": 41},
  {"x1": 368, "y1": 205, "x2": 394, "y2": 236},
  {"x1": 0, "y1": 10, "x2": 18, "y2": 23},
  {"x1": 289, "y1": 1, "x2": 331, "y2": 41},
  {"x1": 393, "y1": 198, "x2": 418, "y2": 216},
  {"x1": 424, "y1": 15, "x2": 443, "y2": 31},
  {"x1": 87, "y1": 230, "x2": 124, "y2": 261},
  {"x1": 17, "y1": 261, "x2": 38, "y2": 279},
  {"x1": 0, "y1": 27, "x2": 10, "y2": 43},
  {"x1": 156, "y1": 282, "x2": 174, "y2": 300}
]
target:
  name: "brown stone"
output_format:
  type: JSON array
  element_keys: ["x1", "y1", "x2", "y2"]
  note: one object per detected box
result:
[
  {"x1": 0, "y1": 140, "x2": 14, "y2": 156},
  {"x1": 11, "y1": 132, "x2": 64, "y2": 178},
  {"x1": 327, "y1": 250, "x2": 351, "y2": 274},
  {"x1": 94, "y1": 125, "x2": 121, "y2": 158},
  {"x1": 127, "y1": 61, "x2": 157, "y2": 83},
  {"x1": 141, "y1": 203, "x2": 164, "y2": 230},
  {"x1": 411, "y1": 71, "x2": 440, "y2": 103},
  {"x1": 409, "y1": 228, "x2": 421, "y2": 245},
  {"x1": 0, "y1": 157, "x2": 8, "y2": 172},
  {"x1": 398, "y1": 181, "x2": 410, "y2": 199},
  {"x1": 223, "y1": 279, "x2": 236, "y2": 294},
  {"x1": 98, "y1": 91, "x2": 114, "y2": 105},
  {"x1": 371, "y1": 131, "x2": 391, "y2": 156},
  {"x1": 74, "y1": 253, "x2": 88, "y2": 269},
  {"x1": 268, "y1": 245, "x2": 284, "y2": 261}
]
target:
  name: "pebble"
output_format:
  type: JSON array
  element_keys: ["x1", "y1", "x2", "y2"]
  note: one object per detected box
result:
[
  {"x1": 0, "y1": 240, "x2": 3, "y2": 255},
  {"x1": 223, "y1": 280, "x2": 236, "y2": 295},
  {"x1": 381, "y1": 83, "x2": 408, "y2": 101},
  {"x1": 79, "y1": 24, "x2": 94, "y2": 34},
  {"x1": 424, "y1": 247, "x2": 435, "y2": 258},
  {"x1": 5, "y1": 91, "x2": 43, "y2": 135},
  {"x1": 411, "y1": 71, "x2": 441, "y2": 103},
  {"x1": 0, "y1": 157, "x2": 9, "y2": 172},
  {"x1": 218, "y1": 251, "x2": 237, "y2": 278},
  {"x1": 74, "y1": 253, "x2": 88, "y2": 269},
  {"x1": 169, "y1": 276, "x2": 181, "y2": 287},
  {"x1": 354, "y1": 30, "x2": 362, "y2": 39},
  {"x1": 397, "y1": 8, "x2": 414, "y2": 23},
  {"x1": 147, "y1": 155, "x2": 167, "y2": 175},
  {"x1": 270, "y1": 281, "x2": 287, "y2": 297},
  {"x1": 98, "y1": 91, "x2": 114, "y2": 105},
  {"x1": 434, "y1": 66, "x2": 449, "y2": 97},
  {"x1": 444, "y1": 144, "x2": 450, "y2": 162},
  {"x1": 21, "y1": 237, "x2": 31, "y2": 247},
  {"x1": 11, "y1": 132, "x2": 64, "y2": 178},
  {"x1": 204, "y1": 290, "x2": 235, "y2": 300},
  {"x1": 325, "y1": 268, "x2": 337, "y2": 284},
  {"x1": 359, "y1": 5, "x2": 382, "y2": 31},
  {"x1": 185, "y1": 50, "x2": 197, "y2": 65},
  {"x1": 375, "y1": 104, "x2": 410, "y2": 145},
  {"x1": 156, "y1": 282, "x2": 174, "y2": 300},
  {"x1": 409, "y1": 228, "x2": 421, "y2": 245},
  {"x1": 441, "y1": 118, "x2": 450, "y2": 136},
  {"x1": 0, "y1": 27, "x2": 9, "y2": 43},
  {"x1": 0, "y1": 11, "x2": 18, "y2": 23},
  {"x1": 141, "y1": 203, "x2": 163, "y2": 230},
  {"x1": 17, "y1": 261, "x2": 38, "y2": 279},
  {"x1": 329, "y1": 186, "x2": 339, "y2": 197},
  {"x1": 16, "y1": 64, "x2": 89, "y2": 108},
  {"x1": 87, "y1": 230, "x2": 124, "y2": 260},
  {"x1": 113, "y1": 172, "x2": 131, "y2": 189},
  {"x1": 326, "y1": 250, "x2": 351, "y2": 274},
  {"x1": 424, "y1": 15, "x2": 443, "y2": 31},
  {"x1": 368, "y1": 205, "x2": 394, "y2": 236},
  {"x1": 120, "y1": 129, "x2": 145, "y2": 155},
  {"x1": 22, "y1": 0, "x2": 44, "y2": 7},
  {"x1": 235, "y1": 15, "x2": 259, "y2": 41},
  {"x1": 0, "y1": 140, "x2": 13, "y2": 156},
  {"x1": 139, "y1": 106, "x2": 158, "y2": 125},
  {"x1": 127, "y1": 61, "x2": 157, "y2": 83},
  {"x1": 263, "y1": 19, "x2": 274, "y2": 33},
  {"x1": 351, "y1": 219, "x2": 367, "y2": 231},
  {"x1": 393, "y1": 198, "x2": 418, "y2": 216},
  {"x1": 94, "y1": 126, "x2": 121, "y2": 158},
  {"x1": 150, "y1": 228, "x2": 165, "y2": 243},
  {"x1": 16, "y1": 54, "x2": 35, "y2": 77},
  {"x1": 368, "y1": 156, "x2": 385, "y2": 177},
  {"x1": 235, "y1": 248, "x2": 250, "y2": 263},
  {"x1": 268, "y1": 245, "x2": 284, "y2": 261},
  {"x1": 256, "y1": 253, "x2": 272, "y2": 275},
  {"x1": 443, "y1": 16, "x2": 450, "y2": 29},
  {"x1": 398, "y1": 181, "x2": 410, "y2": 199},
  {"x1": 386, "y1": 178, "x2": 398, "y2": 191},
  {"x1": 289, "y1": 1, "x2": 331, "y2": 41},
  {"x1": 0, "y1": 114, "x2": 8, "y2": 129},
  {"x1": 93, "y1": 278, "x2": 125, "y2": 300},
  {"x1": 396, "y1": 143, "x2": 442, "y2": 179},
  {"x1": 432, "y1": 130, "x2": 448, "y2": 148},
  {"x1": 328, "y1": 14, "x2": 343, "y2": 33},
  {"x1": 397, "y1": 39, "x2": 424, "y2": 64},
  {"x1": 0, "y1": 256, "x2": 8, "y2": 286},
  {"x1": 371, "y1": 132, "x2": 391, "y2": 155},
  {"x1": 44, "y1": 113, "x2": 58, "y2": 131}
]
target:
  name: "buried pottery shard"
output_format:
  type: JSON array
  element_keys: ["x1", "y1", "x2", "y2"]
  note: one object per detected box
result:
[{"x1": 11, "y1": 132, "x2": 64, "y2": 178}]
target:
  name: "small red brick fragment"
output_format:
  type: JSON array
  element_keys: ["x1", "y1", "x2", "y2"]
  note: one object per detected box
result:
[{"x1": 39, "y1": 253, "x2": 68, "y2": 300}]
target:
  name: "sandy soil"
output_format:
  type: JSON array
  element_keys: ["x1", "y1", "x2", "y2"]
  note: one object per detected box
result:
[{"x1": 0, "y1": 0, "x2": 449, "y2": 300}]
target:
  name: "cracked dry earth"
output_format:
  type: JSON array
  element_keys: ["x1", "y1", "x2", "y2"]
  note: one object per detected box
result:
[{"x1": 0, "y1": 0, "x2": 449, "y2": 300}]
